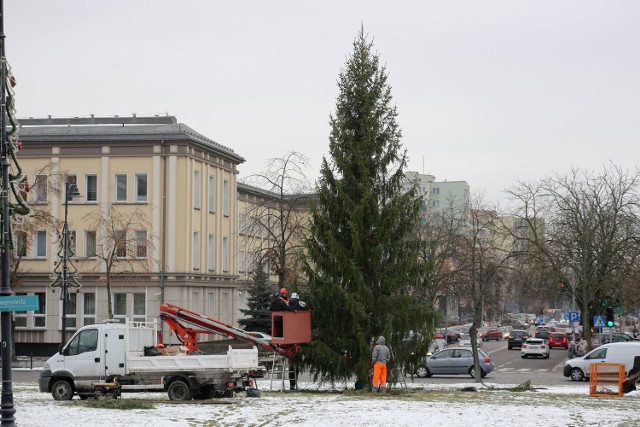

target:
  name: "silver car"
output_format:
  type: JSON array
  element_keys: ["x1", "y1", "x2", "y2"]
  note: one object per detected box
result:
[
  {"x1": 521, "y1": 337, "x2": 550, "y2": 359},
  {"x1": 415, "y1": 347, "x2": 495, "y2": 378}
]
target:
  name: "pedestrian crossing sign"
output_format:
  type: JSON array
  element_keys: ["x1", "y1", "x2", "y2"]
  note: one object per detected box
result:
[{"x1": 593, "y1": 316, "x2": 606, "y2": 328}]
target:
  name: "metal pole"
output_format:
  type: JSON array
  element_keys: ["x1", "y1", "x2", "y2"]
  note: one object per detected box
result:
[
  {"x1": 0, "y1": 0, "x2": 16, "y2": 424},
  {"x1": 61, "y1": 182, "x2": 69, "y2": 345}
]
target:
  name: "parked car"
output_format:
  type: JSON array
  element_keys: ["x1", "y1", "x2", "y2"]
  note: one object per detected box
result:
[
  {"x1": 564, "y1": 342, "x2": 640, "y2": 381},
  {"x1": 246, "y1": 331, "x2": 272, "y2": 342},
  {"x1": 478, "y1": 328, "x2": 502, "y2": 342},
  {"x1": 521, "y1": 338, "x2": 550, "y2": 358},
  {"x1": 459, "y1": 337, "x2": 483, "y2": 348},
  {"x1": 590, "y1": 332, "x2": 635, "y2": 348},
  {"x1": 438, "y1": 328, "x2": 461, "y2": 344},
  {"x1": 534, "y1": 326, "x2": 552, "y2": 340},
  {"x1": 413, "y1": 347, "x2": 495, "y2": 378},
  {"x1": 548, "y1": 332, "x2": 568, "y2": 349},
  {"x1": 507, "y1": 330, "x2": 529, "y2": 350}
]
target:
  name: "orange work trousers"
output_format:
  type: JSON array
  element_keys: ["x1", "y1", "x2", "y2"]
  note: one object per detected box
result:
[{"x1": 372, "y1": 362, "x2": 387, "y2": 387}]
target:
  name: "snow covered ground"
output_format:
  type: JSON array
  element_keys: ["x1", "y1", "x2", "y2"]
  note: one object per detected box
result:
[{"x1": 12, "y1": 378, "x2": 640, "y2": 427}]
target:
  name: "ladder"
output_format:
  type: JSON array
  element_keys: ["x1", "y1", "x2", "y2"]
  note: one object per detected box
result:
[{"x1": 389, "y1": 346, "x2": 407, "y2": 390}]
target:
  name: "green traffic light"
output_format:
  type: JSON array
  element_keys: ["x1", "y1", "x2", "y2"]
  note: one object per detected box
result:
[{"x1": 607, "y1": 320, "x2": 615, "y2": 327}]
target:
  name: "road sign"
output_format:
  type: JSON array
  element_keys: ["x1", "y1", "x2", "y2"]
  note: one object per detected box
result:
[
  {"x1": 0, "y1": 295, "x2": 39, "y2": 312},
  {"x1": 565, "y1": 311, "x2": 580, "y2": 322},
  {"x1": 536, "y1": 316, "x2": 544, "y2": 325},
  {"x1": 593, "y1": 315, "x2": 606, "y2": 328}
]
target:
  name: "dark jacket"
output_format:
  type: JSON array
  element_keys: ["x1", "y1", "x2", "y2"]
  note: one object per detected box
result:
[
  {"x1": 270, "y1": 296, "x2": 293, "y2": 312},
  {"x1": 288, "y1": 298, "x2": 307, "y2": 311}
]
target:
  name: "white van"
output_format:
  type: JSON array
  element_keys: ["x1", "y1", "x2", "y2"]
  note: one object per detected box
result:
[{"x1": 563, "y1": 342, "x2": 640, "y2": 381}]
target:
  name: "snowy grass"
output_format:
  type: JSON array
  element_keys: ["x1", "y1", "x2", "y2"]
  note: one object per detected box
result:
[{"x1": 13, "y1": 380, "x2": 640, "y2": 426}]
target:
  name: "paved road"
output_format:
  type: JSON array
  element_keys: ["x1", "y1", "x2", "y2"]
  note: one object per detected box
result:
[{"x1": 5, "y1": 339, "x2": 578, "y2": 388}]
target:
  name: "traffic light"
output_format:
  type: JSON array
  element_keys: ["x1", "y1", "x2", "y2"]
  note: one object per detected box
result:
[
  {"x1": 539, "y1": 306, "x2": 544, "y2": 315},
  {"x1": 606, "y1": 306, "x2": 615, "y2": 327}
]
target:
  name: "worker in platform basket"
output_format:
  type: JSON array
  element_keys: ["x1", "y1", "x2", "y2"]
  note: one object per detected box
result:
[
  {"x1": 288, "y1": 292, "x2": 307, "y2": 311},
  {"x1": 270, "y1": 287, "x2": 293, "y2": 311}
]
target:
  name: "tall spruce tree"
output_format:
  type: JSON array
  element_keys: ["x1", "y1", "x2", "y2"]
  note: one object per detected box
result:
[
  {"x1": 302, "y1": 28, "x2": 435, "y2": 386},
  {"x1": 239, "y1": 259, "x2": 273, "y2": 334}
]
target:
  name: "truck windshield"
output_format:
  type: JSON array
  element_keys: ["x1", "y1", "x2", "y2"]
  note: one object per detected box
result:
[{"x1": 67, "y1": 328, "x2": 98, "y2": 355}]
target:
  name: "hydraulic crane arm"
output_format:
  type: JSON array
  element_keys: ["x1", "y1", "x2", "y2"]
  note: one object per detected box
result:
[{"x1": 159, "y1": 303, "x2": 299, "y2": 358}]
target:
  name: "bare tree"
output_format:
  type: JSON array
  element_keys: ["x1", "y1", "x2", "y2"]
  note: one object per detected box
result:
[
  {"x1": 81, "y1": 206, "x2": 155, "y2": 319},
  {"x1": 452, "y1": 196, "x2": 510, "y2": 382},
  {"x1": 240, "y1": 151, "x2": 312, "y2": 289},
  {"x1": 412, "y1": 195, "x2": 469, "y2": 314},
  {"x1": 505, "y1": 164, "x2": 640, "y2": 346}
]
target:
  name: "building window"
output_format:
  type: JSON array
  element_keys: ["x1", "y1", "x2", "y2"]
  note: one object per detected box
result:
[
  {"x1": 208, "y1": 234, "x2": 215, "y2": 271},
  {"x1": 114, "y1": 293, "x2": 127, "y2": 322},
  {"x1": 207, "y1": 292, "x2": 216, "y2": 319},
  {"x1": 191, "y1": 291, "x2": 200, "y2": 313},
  {"x1": 193, "y1": 170, "x2": 201, "y2": 209},
  {"x1": 66, "y1": 230, "x2": 76, "y2": 257},
  {"x1": 15, "y1": 231, "x2": 27, "y2": 257},
  {"x1": 35, "y1": 231, "x2": 47, "y2": 258},
  {"x1": 115, "y1": 230, "x2": 126, "y2": 258},
  {"x1": 193, "y1": 231, "x2": 200, "y2": 269},
  {"x1": 238, "y1": 250, "x2": 246, "y2": 273},
  {"x1": 85, "y1": 231, "x2": 97, "y2": 258},
  {"x1": 115, "y1": 174, "x2": 127, "y2": 202},
  {"x1": 222, "y1": 180, "x2": 229, "y2": 216},
  {"x1": 86, "y1": 175, "x2": 98, "y2": 202},
  {"x1": 64, "y1": 293, "x2": 77, "y2": 329},
  {"x1": 222, "y1": 291, "x2": 230, "y2": 323},
  {"x1": 34, "y1": 174, "x2": 48, "y2": 203},
  {"x1": 135, "y1": 230, "x2": 147, "y2": 258},
  {"x1": 222, "y1": 236, "x2": 229, "y2": 272},
  {"x1": 135, "y1": 173, "x2": 147, "y2": 203},
  {"x1": 34, "y1": 292, "x2": 46, "y2": 328},
  {"x1": 65, "y1": 175, "x2": 77, "y2": 202},
  {"x1": 208, "y1": 175, "x2": 215, "y2": 213},
  {"x1": 14, "y1": 292, "x2": 27, "y2": 327},
  {"x1": 432, "y1": 187, "x2": 440, "y2": 196},
  {"x1": 133, "y1": 293, "x2": 146, "y2": 323},
  {"x1": 83, "y1": 293, "x2": 96, "y2": 326}
]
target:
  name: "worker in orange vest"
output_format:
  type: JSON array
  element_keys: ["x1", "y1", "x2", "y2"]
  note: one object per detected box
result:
[
  {"x1": 371, "y1": 336, "x2": 390, "y2": 394},
  {"x1": 269, "y1": 287, "x2": 293, "y2": 311}
]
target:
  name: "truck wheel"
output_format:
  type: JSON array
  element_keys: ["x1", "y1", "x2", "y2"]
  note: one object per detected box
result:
[
  {"x1": 168, "y1": 380, "x2": 194, "y2": 401},
  {"x1": 51, "y1": 380, "x2": 74, "y2": 401}
]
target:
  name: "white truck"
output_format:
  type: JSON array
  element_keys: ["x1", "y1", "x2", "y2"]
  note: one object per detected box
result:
[{"x1": 38, "y1": 320, "x2": 264, "y2": 401}]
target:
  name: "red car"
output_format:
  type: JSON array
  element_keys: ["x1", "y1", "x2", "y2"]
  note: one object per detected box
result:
[
  {"x1": 479, "y1": 329, "x2": 503, "y2": 341},
  {"x1": 548, "y1": 332, "x2": 568, "y2": 349}
]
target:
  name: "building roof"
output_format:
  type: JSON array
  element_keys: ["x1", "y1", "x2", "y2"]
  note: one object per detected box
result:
[{"x1": 18, "y1": 115, "x2": 245, "y2": 163}]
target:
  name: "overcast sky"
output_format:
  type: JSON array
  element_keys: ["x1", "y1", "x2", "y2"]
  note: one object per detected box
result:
[{"x1": 5, "y1": 1, "x2": 640, "y2": 205}]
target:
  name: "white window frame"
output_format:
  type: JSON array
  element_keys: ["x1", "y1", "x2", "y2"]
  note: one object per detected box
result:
[
  {"x1": 113, "y1": 292, "x2": 127, "y2": 323},
  {"x1": 34, "y1": 174, "x2": 48, "y2": 203},
  {"x1": 222, "y1": 179, "x2": 229, "y2": 216},
  {"x1": 135, "y1": 229, "x2": 147, "y2": 258},
  {"x1": 135, "y1": 173, "x2": 148, "y2": 203},
  {"x1": 222, "y1": 236, "x2": 229, "y2": 272},
  {"x1": 85, "y1": 230, "x2": 97, "y2": 258},
  {"x1": 35, "y1": 230, "x2": 47, "y2": 258},
  {"x1": 208, "y1": 175, "x2": 215, "y2": 213},
  {"x1": 62, "y1": 293, "x2": 77, "y2": 330},
  {"x1": 193, "y1": 170, "x2": 201, "y2": 209},
  {"x1": 193, "y1": 231, "x2": 200, "y2": 269},
  {"x1": 82, "y1": 292, "x2": 96, "y2": 326},
  {"x1": 85, "y1": 174, "x2": 98, "y2": 202},
  {"x1": 33, "y1": 292, "x2": 46, "y2": 328},
  {"x1": 133, "y1": 292, "x2": 146, "y2": 323},
  {"x1": 208, "y1": 234, "x2": 215, "y2": 272},
  {"x1": 115, "y1": 174, "x2": 127, "y2": 202}
]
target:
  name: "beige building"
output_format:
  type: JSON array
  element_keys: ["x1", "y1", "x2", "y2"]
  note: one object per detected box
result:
[{"x1": 14, "y1": 115, "x2": 259, "y2": 355}]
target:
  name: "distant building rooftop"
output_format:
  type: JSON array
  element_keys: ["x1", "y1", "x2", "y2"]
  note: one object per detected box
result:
[{"x1": 19, "y1": 114, "x2": 244, "y2": 163}]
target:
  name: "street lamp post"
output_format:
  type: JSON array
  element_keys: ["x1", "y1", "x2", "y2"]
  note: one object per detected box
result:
[{"x1": 60, "y1": 182, "x2": 79, "y2": 345}]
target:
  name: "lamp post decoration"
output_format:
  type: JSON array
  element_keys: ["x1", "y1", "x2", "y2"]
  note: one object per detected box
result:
[
  {"x1": 1, "y1": 2, "x2": 31, "y2": 424},
  {"x1": 48, "y1": 182, "x2": 82, "y2": 345}
]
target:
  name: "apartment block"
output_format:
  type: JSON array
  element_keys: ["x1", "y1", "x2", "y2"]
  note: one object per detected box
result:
[{"x1": 14, "y1": 115, "x2": 250, "y2": 354}]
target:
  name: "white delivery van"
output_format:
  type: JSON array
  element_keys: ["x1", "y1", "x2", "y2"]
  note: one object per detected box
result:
[{"x1": 563, "y1": 342, "x2": 640, "y2": 381}]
